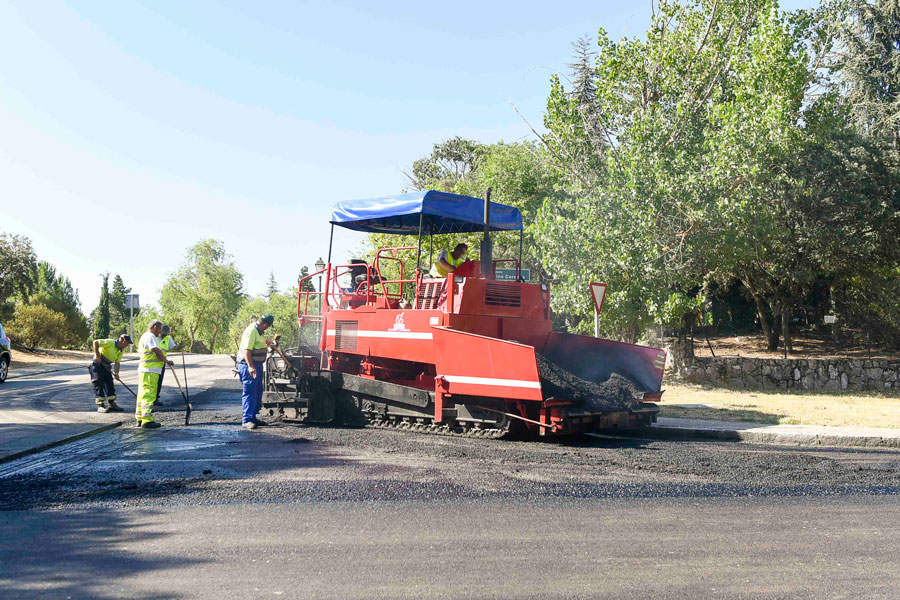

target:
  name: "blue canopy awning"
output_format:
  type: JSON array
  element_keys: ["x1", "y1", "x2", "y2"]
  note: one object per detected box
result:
[{"x1": 330, "y1": 190, "x2": 523, "y2": 234}]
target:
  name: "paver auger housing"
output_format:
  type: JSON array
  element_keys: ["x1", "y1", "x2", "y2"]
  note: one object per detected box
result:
[{"x1": 262, "y1": 190, "x2": 666, "y2": 438}]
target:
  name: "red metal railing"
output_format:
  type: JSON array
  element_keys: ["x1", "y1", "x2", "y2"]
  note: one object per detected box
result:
[
  {"x1": 298, "y1": 246, "x2": 427, "y2": 327},
  {"x1": 298, "y1": 250, "x2": 527, "y2": 327}
]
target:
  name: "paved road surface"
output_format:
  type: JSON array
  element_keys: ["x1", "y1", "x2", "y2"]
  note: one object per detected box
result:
[{"x1": 1, "y1": 360, "x2": 900, "y2": 598}]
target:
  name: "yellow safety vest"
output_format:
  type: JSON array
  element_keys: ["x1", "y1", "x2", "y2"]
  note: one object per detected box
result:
[
  {"x1": 139, "y1": 332, "x2": 164, "y2": 372},
  {"x1": 430, "y1": 253, "x2": 464, "y2": 278},
  {"x1": 95, "y1": 339, "x2": 123, "y2": 364},
  {"x1": 159, "y1": 335, "x2": 173, "y2": 357}
]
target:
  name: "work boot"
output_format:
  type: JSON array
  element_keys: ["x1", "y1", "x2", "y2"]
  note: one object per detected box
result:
[
  {"x1": 97, "y1": 405, "x2": 109, "y2": 413},
  {"x1": 252, "y1": 418, "x2": 269, "y2": 427},
  {"x1": 107, "y1": 401, "x2": 124, "y2": 413},
  {"x1": 242, "y1": 421, "x2": 257, "y2": 431},
  {"x1": 141, "y1": 421, "x2": 161, "y2": 429}
]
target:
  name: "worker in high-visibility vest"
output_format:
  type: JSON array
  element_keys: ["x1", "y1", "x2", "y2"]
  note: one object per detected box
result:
[
  {"x1": 429, "y1": 243, "x2": 468, "y2": 278},
  {"x1": 155, "y1": 324, "x2": 184, "y2": 404},
  {"x1": 89, "y1": 334, "x2": 131, "y2": 413},
  {"x1": 237, "y1": 313, "x2": 276, "y2": 430},
  {"x1": 135, "y1": 320, "x2": 174, "y2": 429}
]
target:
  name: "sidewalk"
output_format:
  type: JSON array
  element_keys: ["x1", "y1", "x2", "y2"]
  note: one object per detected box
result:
[
  {"x1": 0, "y1": 354, "x2": 233, "y2": 464},
  {"x1": 644, "y1": 417, "x2": 900, "y2": 448}
]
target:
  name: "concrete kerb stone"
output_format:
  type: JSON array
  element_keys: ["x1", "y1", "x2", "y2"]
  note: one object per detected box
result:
[
  {"x1": 0, "y1": 421, "x2": 123, "y2": 465},
  {"x1": 626, "y1": 418, "x2": 900, "y2": 449}
]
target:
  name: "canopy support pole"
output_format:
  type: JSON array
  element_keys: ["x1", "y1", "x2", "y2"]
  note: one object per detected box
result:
[
  {"x1": 326, "y1": 223, "x2": 334, "y2": 265},
  {"x1": 480, "y1": 188, "x2": 493, "y2": 278},
  {"x1": 518, "y1": 229, "x2": 524, "y2": 281},
  {"x1": 415, "y1": 212, "x2": 424, "y2": 273},
  {"x1": 429, "y1": 228, "x2": 433, "y2": 267}
]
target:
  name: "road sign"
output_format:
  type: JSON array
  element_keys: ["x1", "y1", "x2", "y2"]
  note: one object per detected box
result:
[
  {"x1": 590, "y1": 282, "x2": 607, "y2": 338},
  {"x1": 494, "y1": 268, "x2": 530, "y2": 282},
  {"x1": 589, "y1": 282, "x2": 607, "y2": 314},
  {"x1": 824, "y1": 315, "x2": 837, "y2": 324}
]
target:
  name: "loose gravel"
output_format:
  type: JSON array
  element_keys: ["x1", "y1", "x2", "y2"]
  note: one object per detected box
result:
[{"x1": 4, "y1": 379, "x2": 900, "y2": 511}]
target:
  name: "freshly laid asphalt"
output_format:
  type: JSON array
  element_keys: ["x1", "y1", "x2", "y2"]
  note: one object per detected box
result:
[{"x1": 2, "y1": 359, "x2": 900, "y2": 598}]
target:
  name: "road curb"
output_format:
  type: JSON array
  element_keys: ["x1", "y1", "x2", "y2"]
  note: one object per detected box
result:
[
  {"x1": 7, "y1": 357, "x2": 140, "y2": 380},
  {"x1": 0, "y1": 421, "x2": 123, "y2": 465},
  {"x1": 632, "y1": 424, "x2": 900, "y2": 449}
]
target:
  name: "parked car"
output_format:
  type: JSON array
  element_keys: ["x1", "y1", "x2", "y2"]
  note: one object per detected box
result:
[{"x1": 0, "y1": 321, "x2": 10, "y2": 383}]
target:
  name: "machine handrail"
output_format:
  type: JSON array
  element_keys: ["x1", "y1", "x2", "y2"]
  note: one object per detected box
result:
[
  {"x1": 373, "y1": 246, "x2": 418, "y2": 302},
  {"x1": 297, "y1": 267, "x2": 328, "y2": 326}
]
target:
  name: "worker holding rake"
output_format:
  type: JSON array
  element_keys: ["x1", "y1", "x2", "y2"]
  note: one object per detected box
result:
[
  {"x1": 89, "y1": 334, "x2": 131, "y2": 413},
  {"x1": 135, "y1": 320, "x2": 174, "y2": 429}
]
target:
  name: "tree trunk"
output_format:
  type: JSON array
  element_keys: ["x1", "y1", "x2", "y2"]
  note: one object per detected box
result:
[
  {"x1": 782, "y1": 307, "x2": 793, "y2": 354},
  {"x1": 209, "y1": 324, "x2": 219, "y2": 355},
  {"x1": 749, "y1": 290, "x2": 780, "y2": 351}
]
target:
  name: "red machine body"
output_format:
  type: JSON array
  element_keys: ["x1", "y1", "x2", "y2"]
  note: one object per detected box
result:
[{"x1": 295, "y1": 254, "x2": 666, "y2": 436}]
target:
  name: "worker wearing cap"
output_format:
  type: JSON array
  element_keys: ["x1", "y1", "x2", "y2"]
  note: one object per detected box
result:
[
  {"x1": 430, "y1": 243, "x2": 468, "y2": 278},
  {"x1": 237, "y1": 313, "x2": 276, "y2": 430},
  {"x1": 90, "y1": 334, "x2": 131, "y2": 413},
  {"x1": 136, "y1": 320, "x2": 174, "y2": 429},
  {"x1": 155, "y1": 324, "x2": 184, "y2": 404}
]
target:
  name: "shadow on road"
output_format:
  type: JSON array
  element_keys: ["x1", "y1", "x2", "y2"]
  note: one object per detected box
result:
[{"x1": 0, "y1": 509, "x2": 204, "y2": 599}]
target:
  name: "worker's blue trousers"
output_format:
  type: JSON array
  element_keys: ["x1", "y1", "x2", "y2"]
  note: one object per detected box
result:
[{"x1": 238, "y1": 362, "x2": 264, "y2": 424}]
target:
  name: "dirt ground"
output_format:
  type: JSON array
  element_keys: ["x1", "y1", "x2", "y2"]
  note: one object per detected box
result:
[
  {"x1": 659, "y1": 383, "x2": 900, "y2": 427},
  {"x1": 690, "y1": 332, "x2": 900, "y2": 360},
  {"x1": 10, "y1": 348, "x2": 96, "y2": 367}
]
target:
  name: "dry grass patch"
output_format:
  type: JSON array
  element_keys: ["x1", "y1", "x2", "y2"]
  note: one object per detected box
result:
[
  {"x1": 658, "y1": 383, "x2": 900, "y2": 428},
  {"x1": 9, "y1": 348, "x2": 94, "y2": 367}
]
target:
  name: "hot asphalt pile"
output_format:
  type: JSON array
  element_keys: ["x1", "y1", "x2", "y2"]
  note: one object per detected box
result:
[{"x1": 536, "y1": 353, "x2": 641, "y2": 412}]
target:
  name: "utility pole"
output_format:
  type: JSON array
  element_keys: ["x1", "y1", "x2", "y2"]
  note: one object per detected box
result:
[{"x1": 125, "y1": 294, "x2": 139, "y2": 352}]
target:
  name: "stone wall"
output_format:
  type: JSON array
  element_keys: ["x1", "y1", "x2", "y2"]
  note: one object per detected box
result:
[{"x1": 665, "y1": 341, "x2": 900, "y2": 391}]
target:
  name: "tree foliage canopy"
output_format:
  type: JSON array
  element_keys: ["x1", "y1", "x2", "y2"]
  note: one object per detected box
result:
[{"x1": 160, "y1": 240, "x2": 244, "y2": 354}]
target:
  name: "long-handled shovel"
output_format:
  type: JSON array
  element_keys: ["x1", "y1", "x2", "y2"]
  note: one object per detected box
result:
[
  {"x1": 116, "y1": 378, "x2": 138, "y2": 399},
  {"x1": 170, "y1": 366, "x2": 192, "y2": 425},
  {"x1": 181, "y1": 351, "x2": 190, "y2": 414}
]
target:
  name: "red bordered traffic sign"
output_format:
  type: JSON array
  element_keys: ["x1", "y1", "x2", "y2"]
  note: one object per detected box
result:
[{"x1": 589, "y1": 282, "x2": 607, "y2": 315}]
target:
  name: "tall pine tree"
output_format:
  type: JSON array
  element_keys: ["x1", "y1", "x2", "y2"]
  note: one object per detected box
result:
[
  {"x1": 109, "y1": 274, "x2": 131, "y2": 335},
  {"x1": 91, "y1": 273, "x2": 110, "y2": 340},
  {"x1": 265, "y1": 271, "x2": 279, "y2": 301}
]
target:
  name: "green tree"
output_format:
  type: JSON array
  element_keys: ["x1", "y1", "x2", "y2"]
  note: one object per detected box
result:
[
  {"x1": 405, "y1": 137, "x2": 480, "y2": 191},
  {"x1": 31, "y1": 262, "x2": 89, "y2": 348},
  {"x1": 535, "y1": 0, "x2": 897, "y2": 350},
  {"x1": 265, "y1": 271, "x2": 279, "y2": 301},
  {"x1": 0, "y1": 232, "x2": 38, "y2": 320},
  {"x1": 841, "y1": 0, "x2": 900, "y2": 149},
  {"x1": 160, "y1": 240, "x2": 244, "y2": 353},
  {"x1": 8, "y1": 304, "x2": 67, "y2": 351},
  {"x1": 91, "y1": 274, "x2": 111, "y2": 340},
  {"x1": 108, "y1": 275, "x2": 132, "y2": 335}
]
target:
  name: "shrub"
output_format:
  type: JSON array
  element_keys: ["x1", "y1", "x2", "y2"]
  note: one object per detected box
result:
[{"x1": 8, "y1": 304, "x2": 68, "y2": 350}]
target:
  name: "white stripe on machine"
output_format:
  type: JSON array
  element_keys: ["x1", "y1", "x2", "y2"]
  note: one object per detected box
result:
[
  {"x1": 443, "y1": 375, "x2": 542, "y2": 389},
  {"x1": 326, "y1": 329, "x2": 433, "y2": 340}
]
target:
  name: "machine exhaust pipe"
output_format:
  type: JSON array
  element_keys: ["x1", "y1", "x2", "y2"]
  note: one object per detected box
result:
[{"x1": 481, "y1": 187, "x2": 493, "y2": 278}]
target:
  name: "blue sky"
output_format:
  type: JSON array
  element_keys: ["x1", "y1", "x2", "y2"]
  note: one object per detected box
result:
[{"x1": 0, "y1": 0, "x2": 814, "y2": 313}]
